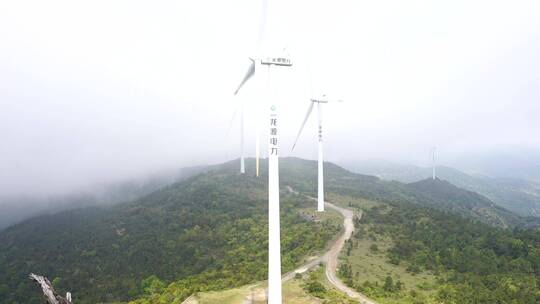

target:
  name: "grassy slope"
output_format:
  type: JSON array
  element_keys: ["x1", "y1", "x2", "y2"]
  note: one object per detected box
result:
[
  {"x1": 329, "y1": 185, "x2": 540, "y2": 304},
  {"x1": 169, "y1": 266, "x2": 355, "y2": 304},
  {"x1": 329, "y1": 192, "x2": 439, "y2": 304}
]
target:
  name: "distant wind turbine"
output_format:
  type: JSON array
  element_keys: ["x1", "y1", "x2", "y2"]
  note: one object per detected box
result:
[
  {"x1": 292, "y1": 95, "x2": 342, "y2": 212},
  {"x1": 232, "y1": 65, "x2": 254, "y2": 174},
  {"x1": 432, "y1": 147, "x2": 437, "y2": 180},
  {"x1": 226, "y1": 99, "x2": 246, "y2": 174},
  {"x1": 233, "y1": 0, "x2": 292, "y2": 302}
]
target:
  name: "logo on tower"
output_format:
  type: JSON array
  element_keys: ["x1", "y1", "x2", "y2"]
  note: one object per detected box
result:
[{"x1": 269, "y1": 107, "x2": 278, "y2": 156}]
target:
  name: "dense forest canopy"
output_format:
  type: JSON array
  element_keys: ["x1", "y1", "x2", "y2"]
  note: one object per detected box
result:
[
  {"x1": 0, "y1": 164, "x2": 338, "y2": 303},
  {"x1": 344, "y1": 202, "x2": 540, "y2": 303}
]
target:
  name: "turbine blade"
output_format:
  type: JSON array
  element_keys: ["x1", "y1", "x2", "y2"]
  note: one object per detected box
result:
[
  {"x1": 225, "y1": 105, "x2": 238, "y2": 138},
  {"x1": 256, "y1": 0, "x2": 268, "y2": 51},
  {"x1": 234, "y1": 60, "x2": 255, "y2": 95},
  {"x1": 292, "y1": 102, "x2": 315, "y2": 150}
]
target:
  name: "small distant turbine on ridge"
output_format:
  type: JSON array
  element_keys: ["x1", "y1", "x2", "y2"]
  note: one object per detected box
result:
[
  {"x1": 431, "y1": 147, "x2": 437, "y2": 180},
  {"x1": 233, "y1": 60, "x2": 255, "y2": 175},
  {"x1": 292, "y1": 94, "x2": 342, "y2": 212}
]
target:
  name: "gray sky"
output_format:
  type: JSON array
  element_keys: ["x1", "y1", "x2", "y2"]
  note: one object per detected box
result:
[{"x1": 1, "y1": 0, "x2": 540, "y2": 197}]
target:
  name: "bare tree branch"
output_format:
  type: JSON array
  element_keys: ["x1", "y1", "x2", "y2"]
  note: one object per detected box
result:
[{"x1": 29, "y1": 273, "x2": 73, "y2": 304}]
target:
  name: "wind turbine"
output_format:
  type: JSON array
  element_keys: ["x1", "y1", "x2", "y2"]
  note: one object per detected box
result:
[
  {"x1": 292, "y1": 95, "x2": 341, "y2": 212},
  {"x1": 226, "y1": 100, "x2": 246, "y2": 174},
  {"x1": 431, "y1": 147, "x2": 437, "y2": 180},
  {"x1": 233, "y1": 0, "x2": 292, "y2": 302}
]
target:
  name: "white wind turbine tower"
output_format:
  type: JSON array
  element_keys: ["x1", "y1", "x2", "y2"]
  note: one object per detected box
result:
[
  {"x1": 233, "y1": 0, "x2": 292, "y2": 302},
  {"x1": 226, "y1": 99, "x2": 246, "y2": 174},
  {"x1": 292, "y1": 95, "x2": 341, "y2": 212},
  {"x1": 232, "y1": 1, "x2": 264, "y2": 178},
  {"x1": 431, "y1": 147, "x2": 437, "y2": 180}
]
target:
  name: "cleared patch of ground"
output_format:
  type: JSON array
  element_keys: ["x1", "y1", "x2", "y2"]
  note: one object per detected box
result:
[
  {"x1": 282, "y1": 279, "x2": 323, "y2": 304},
  {"x1": 188, "y1": 267, "x2": 356, "y2": 304},
  {"x1": 298, "y1": 205, "x2": 342, "y2": 226},
  {"x1": 326, "y1": 193, "x2": 380, "y2": 211},
  {"x1": 195, "y1": 285, "x2": 252, "y2": 304},
  {"x1": 344, "y1": 233, "x2": 437, "y2": 293}
]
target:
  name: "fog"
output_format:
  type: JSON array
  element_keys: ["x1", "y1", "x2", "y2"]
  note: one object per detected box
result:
[{"x1": 1, "y1": 0, "x2": 540, "y2": 200}]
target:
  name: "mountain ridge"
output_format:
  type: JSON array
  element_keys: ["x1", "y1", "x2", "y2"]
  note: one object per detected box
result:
[
  {"x1": 345, "y1": 159, "x2": 540, "y2": 217},
  {"x1": 406, "y1": 178, "x2": 521, "y2": 228}
]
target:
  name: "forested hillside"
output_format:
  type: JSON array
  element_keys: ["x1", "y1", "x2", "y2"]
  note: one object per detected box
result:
[
  {"x1": 2, "y1": 158, "x2": 538, "y2": 304},
  {"x1": 406, "y1": 178, "x2": 522, "y2": 228},
  {"x1": 0, "y1": 163, "x2": 338, "y2": 303},
  {"x1": 281, "y1": 159, "x2": 540, "y2": 303},
  {"x1": 338, "y1": 200, "x2": 540, "y2": 303}
]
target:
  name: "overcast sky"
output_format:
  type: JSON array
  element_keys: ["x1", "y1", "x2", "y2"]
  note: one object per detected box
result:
[{"x1": 1, "y1": 0, "x2": 540, "y2": 197}]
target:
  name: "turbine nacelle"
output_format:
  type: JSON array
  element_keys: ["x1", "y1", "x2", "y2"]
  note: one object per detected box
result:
[
  {"x1": 310, "y1": 94, "x2": 343, "y2": 104},
  {"x1": 261, "y1": 56, "x2": 293, "y2": 66},
  {"x1": 291, "y1": 94, "x2": 343, "y2": 151},
  {"x1": 233, "y1": 52, "x2": 293, "y2": 178},
  {"x1": 234, "y1": 55, "x2": 293, "y2": 96},
  {"x1": 261, "y1": 47, "x2": 293, "y2": 66}
]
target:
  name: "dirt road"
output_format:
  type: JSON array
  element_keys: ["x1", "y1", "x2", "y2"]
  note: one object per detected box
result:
[
  {"x1": 285, "y1": 186, "x2": 377, "y2": 304},
  {"x1": 209, "y1": 187, "x2": 377, "y2": 304}
]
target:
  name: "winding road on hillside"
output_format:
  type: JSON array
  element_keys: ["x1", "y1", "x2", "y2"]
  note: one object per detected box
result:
[
  {"x1": 184, "y1": 188, "x2": 377, "y2": 304},
  {"x1": 285, "y1": 186, "x2": 377, "y2": 304}
]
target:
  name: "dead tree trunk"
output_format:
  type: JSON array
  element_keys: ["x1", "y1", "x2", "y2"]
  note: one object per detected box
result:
[{"x1": 29, "y1": 273, "x2": 73, "y2": 304}]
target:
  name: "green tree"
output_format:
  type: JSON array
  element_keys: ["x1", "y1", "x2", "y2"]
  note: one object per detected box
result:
[
  {"x1": 0, "y1": 283, "x2": 8, "y2": 297},
  {"x1": 52, "y1": 277, "x2": 62, "y2": 289},
  {"x1": 141, "y1": 275, "x2": 165, "y2": 295},
  {"x1": 383, "y1": 276, "x2": 394, "y2": 292}
]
